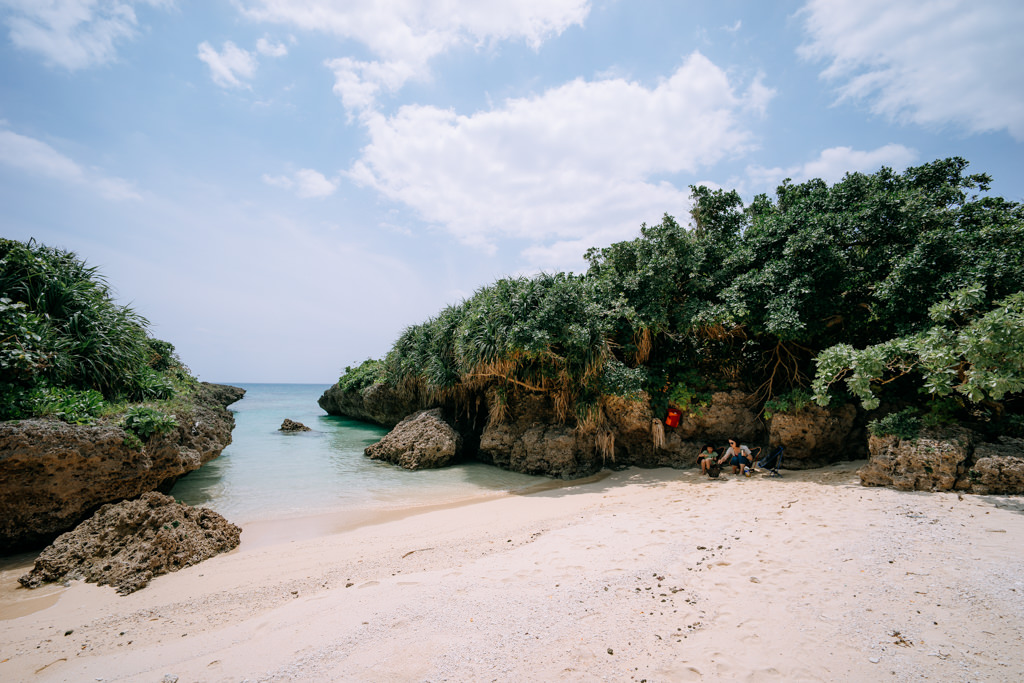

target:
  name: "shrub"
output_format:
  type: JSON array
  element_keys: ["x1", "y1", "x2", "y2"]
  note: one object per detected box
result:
[
  {"x1": 30, "y1": 386, "x2": 106, "y2": 424},
  {"x1": 120, "y1": 406, "x2": 179, "y2": 442},
  {"x1": 763, "y1": 388, "x2": 813, "y2": 419},
  {"x1": 868, "y1": 408, "x2": 921, "y2": 440},
  {"x1": 337, "y1": 358, "x2": 384, "y2": 392}
]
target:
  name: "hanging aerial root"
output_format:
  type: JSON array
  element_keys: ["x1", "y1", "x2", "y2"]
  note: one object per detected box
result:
[
  {"x1": 755, "y1": 340, "x2": 812, "y2": 404},
  {"x1": 596, "y1": 431, "x2": 615, "y2": 464},
  {"x1": 651, "y1": 418, "x2": 665, "y2": 450}
]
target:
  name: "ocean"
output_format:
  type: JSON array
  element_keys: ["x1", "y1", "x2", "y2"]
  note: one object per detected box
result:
[{"x1": 169, "y1": 383, "x2": 545, "y2": 525}]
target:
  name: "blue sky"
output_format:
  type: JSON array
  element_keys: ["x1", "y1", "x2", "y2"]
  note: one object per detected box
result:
[{"x1": 1, "y1": 0, "x2": 1022, "y2": 384}]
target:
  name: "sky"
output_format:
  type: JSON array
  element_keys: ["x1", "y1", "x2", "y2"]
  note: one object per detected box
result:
[{"x1": 1, "y1": 1, "x2": 1022, "y2": 384}]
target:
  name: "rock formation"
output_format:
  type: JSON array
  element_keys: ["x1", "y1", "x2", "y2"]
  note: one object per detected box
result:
[
  {"x1": 970, "y1": 437, "x2": 1024, "y2": 494},
  {"x1": 280, "y1": 419, "x2": 311, "y2": 432},
  {"x1": 0, "y1": 382, "x2": 243, "y2": 551},
  {"x1": 364, "y1": 409, "x2": 462, "y2": 469},
  {"x1": 768, "y1": 403, "x2": 864, "y2": 469},
  {"x1": 318, "y1": 382, "x2": 427, "y2": 429},
  {"x1": 861, "y1": 428, "x2": 974, "y2": 491},
  {"x1": 325, "y1": 380, "x2": 1024, "y2": 493},
  {"x1": 858, "y1": 428, "x2": 1024, "y2": 494},
  {"x1": 19, "y1": 492, "x2": 240, "y2": 594}
]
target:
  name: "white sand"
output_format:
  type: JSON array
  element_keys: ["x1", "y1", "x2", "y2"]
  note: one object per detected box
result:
[{"x1": 2, "y1": 462, "x2": 1023, "y2": 682}]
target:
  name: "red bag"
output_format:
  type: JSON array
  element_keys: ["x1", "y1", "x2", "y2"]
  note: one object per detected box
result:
[{"x1": 665, "y1": 408, "x2": 681, "y2": 428}]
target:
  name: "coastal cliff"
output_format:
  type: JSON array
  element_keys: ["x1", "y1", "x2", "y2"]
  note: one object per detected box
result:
[{"x1": 0, "y1": 382, "x2": 244, "y2": 551}]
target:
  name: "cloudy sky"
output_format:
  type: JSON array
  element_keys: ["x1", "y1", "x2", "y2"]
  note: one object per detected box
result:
[{"x1": 1, "y1": 1, "x2": 1022, "y2": 384}]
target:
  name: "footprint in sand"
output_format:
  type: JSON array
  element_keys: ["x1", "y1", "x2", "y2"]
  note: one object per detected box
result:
[{"x1": 357, "y1": 581, "x2": 379, "y2": 588}]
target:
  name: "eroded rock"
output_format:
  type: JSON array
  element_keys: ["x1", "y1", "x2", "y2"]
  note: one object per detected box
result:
[
  {"x1": 19, "y1": 492, "x2": 240, "y2": 594},
  {"x1": 969, "y1": 437, "x2": 1024, "y2": 494},
  {"x1": 768, "y1": 403, "x2": 862, "y2": 469},
  {"x1": 861, "y1": 428, "x2": 974, "y2": 491},
  {"x1": 365, "y1": 408, "x2": 462, "y2": 470},
  {"x1": 279, "y1": 419, "x2": 311, "y2": 432},
  {"x1": 318, "y1": 382, "x2": 429, "y2": 429},
  {"x1": 0, "y1": 383, "x2": 242, "y2": 551}
]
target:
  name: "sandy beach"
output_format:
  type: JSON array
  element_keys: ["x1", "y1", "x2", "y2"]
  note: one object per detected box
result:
[{"x1": 2, "y1": 462, "x2": 1023, "y2": 682}]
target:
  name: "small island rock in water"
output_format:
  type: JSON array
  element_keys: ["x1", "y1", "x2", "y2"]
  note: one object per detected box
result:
[{"x1": 280, "y1": 419, "x2": 312, "y2": 432}]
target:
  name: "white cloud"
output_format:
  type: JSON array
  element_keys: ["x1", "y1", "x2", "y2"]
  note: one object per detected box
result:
[
  {"x1": 799, "y1": 0, "x2": 1024, "y2": 140},
  {"x1": 256, "y1": 36, "x2": 287, "y2": 57},
  {"x1": 262, "y1": 168, "x2": 338, "y2": 198},
  {"x1": 0, "y1": 128, "x2": 140, "y2": 200},
  {"x1": 198, "y1": 40, "x2": 258, "y2": 89},
  {"x1": 746, "y1": 143, "x2": 917, "y2": 192},
  {"x1": 324, "y1": 58, "x2": 417, "y2": 115},
  {"x1": 0, "y1": 0, "x2": 168, "y2": 70},
  {"x1": 348, "y1": 52, "x2": 772, "y2": 265},
  {"x1": 237, "y1": 0, "x2": 590, "y2": 112}
]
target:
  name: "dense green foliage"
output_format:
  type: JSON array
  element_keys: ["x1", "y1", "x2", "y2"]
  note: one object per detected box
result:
[
  {"x1": 867, "y1": 408, "x2": 922, "y2": 440},
  {"x1": 1, "y1": 238, "x2": 194, "y2": 421},
  {"x1": 339, "y1": 158, "x2": 1023, "y2": 429},
  {"x1": 120, "y1": 406, "x2": 180, "y2": 447},
  {"x1": 337, "y1": 358, "x2": 384, "y2": 392}
]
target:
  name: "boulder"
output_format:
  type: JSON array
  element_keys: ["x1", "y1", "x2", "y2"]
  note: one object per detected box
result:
[
  {"x1": 0, "y1": 383, "x2": 242, "y2": 551},
  {"x1": 19, "y1": 492, "x2": 240, "y2": 595},
  {"x1": 969, "y1": 437, "x2": 1024, "y2": 494},
  {"x1": 860, "y1": 428, "x2": 974, "y2": 491},
  {"x1": 768, "y1": 403, "x2": 862, "y2": 469},
  {"x1": 364, "y1": 408, "x2": 462, "y2": 470},
  {"x1": 279, "y1": 419, "x2": 311, "y2": 432}
]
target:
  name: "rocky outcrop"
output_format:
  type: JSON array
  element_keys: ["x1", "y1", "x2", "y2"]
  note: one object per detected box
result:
[
  {"x1": 967, "y1": 437, "x2": 1024, "y2": 494},
  {"x1": 280, "y1": 419, "x2": 311, "y2": 432},
  {"x1": 673, "y1": 390, "x2": 762, "y2": 444},
  {"x1": 365, "y1": 409, "x2": 462, "y2": 470},
  {"x1": 475, "y1": 394, "x2": 600, "y2": 479},
  {"x1": 19, "y1": 492, "x2": 240, "y2": 595},
  {"x1": 861, "y1": 428, "x2": 974, "y2": 491},
  {"x1": 318, "y1": 382, "x2": 429, "y2": 429},
  {"x1": 473, "y1": 392, "x2": 760, "y2": 479},
  {"x1": 860, "y1": 429, "x2": 1024, "y2": 494},
  {"x1": 768, "y1": 403, "x2": 863, "y2": 469},
  {"x1": 0, "y1": 382, "x2": 243, "y2": 551}
]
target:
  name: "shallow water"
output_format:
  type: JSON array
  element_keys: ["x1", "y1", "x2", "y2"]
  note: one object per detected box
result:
[{"x1": 169, "y1": 384, "x2": 544, "y2": 524}]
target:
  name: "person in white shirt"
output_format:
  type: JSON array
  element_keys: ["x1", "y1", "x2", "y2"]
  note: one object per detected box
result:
[{"x1": 718, "y1": 438, "x2": 752, "y2": 475}]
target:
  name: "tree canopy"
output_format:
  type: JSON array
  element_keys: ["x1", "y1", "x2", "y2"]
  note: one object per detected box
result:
[{"x1": 347, "y1": 158, "x2": 1021, "y2": 431}]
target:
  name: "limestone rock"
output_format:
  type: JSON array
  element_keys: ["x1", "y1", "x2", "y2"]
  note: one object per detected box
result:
[
  {"x1": 768, "y1": 403, "x2": 862, "y2": 469},
  {"x1": 318, "y1": 382, "x2": 429, "y2": 428},
  {"x1": 0, "y1": 382, "x2": 242, "y2": 551},
  {"x1": 860, "y1": 428, "x2": 974, "y2": 491},
  {"x1": 476, "y1": 394, "x2": 605, "y2": 479},
  {"x1": 18, "y1": 492, "x2": 240, "y2": 595},
  {"x1": 969, "y1": 437, "x2": 1024, "y2": 494},
  {"x1": 673, "y1": 390, "x2": 762, "y2": 444},
  {"x1": 365, "y1": 409, "x2": 462, "y2": 470},
  {"x1": 279, "y1": 419, "x2": 311, "y2": 432}
]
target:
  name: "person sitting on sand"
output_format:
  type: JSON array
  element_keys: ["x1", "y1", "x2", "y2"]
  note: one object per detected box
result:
[
  {"x1": 697, "y1": 444, "x2": 718, "y2": 475},
  {"x1": 719, "y1": 438, "x2": 753, "y2": 475}
]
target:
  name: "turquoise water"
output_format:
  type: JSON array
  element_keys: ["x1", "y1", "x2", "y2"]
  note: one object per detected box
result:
[{"x1": 169, "y1": 384, "x2": 544, "y2": 524}]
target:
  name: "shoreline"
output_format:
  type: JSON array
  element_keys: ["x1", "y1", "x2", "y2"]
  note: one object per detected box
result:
[
  {"x1": 2, "y1": 462, "x2": 1023, "y2": 681},
  {"x1": 0, "y1": 469, "x2": 614, "y2": 617}
]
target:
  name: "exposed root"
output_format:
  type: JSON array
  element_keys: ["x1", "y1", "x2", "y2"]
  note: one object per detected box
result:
[{"x1": 755, "y1": 340, "x2": 812, "y2": 404}]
